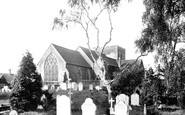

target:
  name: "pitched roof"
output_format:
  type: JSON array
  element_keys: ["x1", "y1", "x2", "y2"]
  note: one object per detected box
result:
[
  {"x1": 52, "y1": 44, "x2": 91, "y2": 68},
  {"x1": 0, "y1": 73, "x2": 15, "y2": 84},
  {"x1": 79, "y1": 46, "x2": 118, "y2": 67},
  {"x1": 78, "y1": 46, "x2": 99, "y2": 62},
  {"x1": 101, "y1": 54, "x2": 118, "y2": 67}
]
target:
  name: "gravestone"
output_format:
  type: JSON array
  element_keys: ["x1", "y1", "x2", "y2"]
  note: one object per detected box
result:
[
  {"x1": 89, "y1": 84, "x2": 93, "y2": 90},
  {"x1": 9, "y1": 110, "x2": 18, "y2": 115},
  {"x1": 116, "y1": 94, "x2": 129, "y2": 106},
  {"x1": 109, "y1": 98, "x2": 115, "y2": 114},
  {"x1": 116, "y1": 94, "x2": 131, "y2": 114},
  {"x1": 81, "y1": 98, "x2": 96, "y2": 115},
  {"x1": 50, "y1": 85, "x2": 55, "y2": 90},
  {"x1": 115, "y1": 101, "x2": 128, "y2": 115},
  {"x1": 2, "y1": 86, "x2": 11, "y2": 92},
  {"x1": 60, "y1": 82, "x2": 67, "y2": 90},
  {"x1": 78, "y1": 82, "x2": 83, "y2": 91},
  {"x1": 131, "y1": 93, "x2": 139, "y2": 106},
  {"x1": 72, "y1": 82, "x2": 78, "y2": 90},
  {"x1": 57, "y1": 95, "x2": 70, "y2": 115},
  {"x1": 42, "y1": 85, "x2": 48, "y2": 90}
]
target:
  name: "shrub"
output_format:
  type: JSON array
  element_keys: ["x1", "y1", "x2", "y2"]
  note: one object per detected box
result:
[
  {"x1": 0, "y1": 92, "x2": 10, "y2": 100},
  {"x1": 41, "y1": 90, "x2": 56, "y2": 112},
  {"x1": 91, "y1": 90, "x2": 110, "y2": 115}
]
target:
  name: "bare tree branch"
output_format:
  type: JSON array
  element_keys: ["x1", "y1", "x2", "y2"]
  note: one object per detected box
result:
[{"x1": 101, "y1": 8, "x2": 113, "y2": 56}]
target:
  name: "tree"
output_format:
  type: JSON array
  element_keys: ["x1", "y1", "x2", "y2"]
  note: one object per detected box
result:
[
  {"x1": 10, "y1": 51, "x2": 42, "y2": 112},
  {"x1": 140, "y1": 67, "x2": 166, "y2": 106},
  {"x1": 111, "y1": 64, "x2": 144, "y2": 97},
  {"x1": 135, "y1": 0, "x2": 185, "y2": 106},
  {"x1": 53, "y1": 0, "x2": 136, "y2": 99}
]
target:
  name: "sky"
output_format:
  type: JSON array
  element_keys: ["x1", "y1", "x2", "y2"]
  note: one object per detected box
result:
[{"x1": 0, "y1": 0, "x2": 154, "y2": 74}]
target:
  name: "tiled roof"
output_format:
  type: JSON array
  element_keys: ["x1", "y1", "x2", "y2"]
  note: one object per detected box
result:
[
  {"x1": 79, "y1": 46, "x2": 118, "y2": 67},
  {"x1": 78, "y1": 46, "x2": 99, "y2": 62},
  {"x1": 0, "y1": 73, "x2": 15, "y2": 84},
  {"x1": 101, "y1": 54, "x2": 118, "y2": 67},
  {"x1": 52, "y1": 44, "x2": 91, "y2": 68}
]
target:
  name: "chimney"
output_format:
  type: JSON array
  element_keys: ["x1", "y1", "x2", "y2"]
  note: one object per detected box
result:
[{"x1": 9, "y1": 69, "x2": 11, "y2": 75}]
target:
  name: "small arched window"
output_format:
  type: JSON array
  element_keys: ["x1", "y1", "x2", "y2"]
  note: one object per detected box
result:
[{"x1": 77, "y1": 68, "x2": 82, "y2": 81}]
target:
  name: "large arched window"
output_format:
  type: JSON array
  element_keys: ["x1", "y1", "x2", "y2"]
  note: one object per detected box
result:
[{"x1": 44, "y1": 53, "x2": 58, "y2": 82}]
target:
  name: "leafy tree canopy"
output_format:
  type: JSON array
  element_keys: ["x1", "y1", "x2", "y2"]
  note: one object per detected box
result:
[
  {"x1": 136, "y1": 0, "x2": 185, "y2": 63},
  {"x1": 135, "y1": 0, "x2": 185, "y2": 95},
  {"x1": 67, "y1": 0, "x2": 124, "y2": 8}
]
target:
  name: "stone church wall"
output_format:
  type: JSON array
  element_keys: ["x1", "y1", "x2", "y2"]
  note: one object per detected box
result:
[{"x1": 66, "y1": 64, "x2": 96, "y2": 83}]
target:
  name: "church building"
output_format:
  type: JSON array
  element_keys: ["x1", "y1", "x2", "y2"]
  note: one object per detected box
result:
[{"x1": 37, "y1": 44, "x2": 143, "y2": 89}]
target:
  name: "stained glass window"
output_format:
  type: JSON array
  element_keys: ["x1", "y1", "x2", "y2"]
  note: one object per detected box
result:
[{"x1": 44, "y1": 53, "x2": 58, "y2": 82}]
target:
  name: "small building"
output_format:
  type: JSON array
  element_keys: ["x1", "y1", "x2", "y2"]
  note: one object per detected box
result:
[{"x1": 0, "y1": 72, "x2": 15, "y2": 88}]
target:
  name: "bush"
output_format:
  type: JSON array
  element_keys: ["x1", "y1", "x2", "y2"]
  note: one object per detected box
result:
[
  {"x1": 41, "y1": 90, "x2": 56, "y2": 112},
  {"x1": 91, "y1": 90, "x2": 110, "y2": 115},
  {"x1": 0, "y1": 92, "x2": 10, "y2": 100}
]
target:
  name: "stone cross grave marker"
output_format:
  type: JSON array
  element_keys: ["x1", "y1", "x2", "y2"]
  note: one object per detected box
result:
[
  {"x1": 115, "y1": 100, "x2": 128, "y2": 115},
  {"x1": 109, "y1": 98, "x2": 115, "y2": 114},
  {"x1": 81, "y1": 98, "x2": 96, "y2": 115},
  {"x1": 9, "y1": 110, "x2": 18, "y2": 115},
  {"x1": 57, "y1": 95, "x2": 70, "y2": 115},
  {"x1": 78, "y1": 82, "x2": 83, "y2": 91},
  {"x1": 131, "y1": 93, "x2": 139, "y2": 106}
]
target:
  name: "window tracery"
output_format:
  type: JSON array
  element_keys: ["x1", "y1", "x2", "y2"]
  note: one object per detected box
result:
[{"x1": 44, "y1": 53, "x2": 58, "y2": 82}]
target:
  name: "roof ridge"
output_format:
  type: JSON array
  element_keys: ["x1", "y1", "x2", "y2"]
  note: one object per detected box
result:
[{"x1": 52, "y1": 43, "x2": 77, "y2": 52}]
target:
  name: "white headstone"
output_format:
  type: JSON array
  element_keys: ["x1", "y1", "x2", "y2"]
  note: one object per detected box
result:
[
  {"x1": 9, "y1": 110, "x2": 18, "y2": 115},
  {"x1": 2, "y1": 86, "x2": 11, "y2": 92},
  {"x1": 131, "y1": 93, "x2": 139, "y2": 106},
  {"x1": 42, "y1": 85, "x2": 48, "y2": 90},
  {"x1": 57, "y1": 95, "x2": 70, "y2": 115},
  {"x1": 50, "y1": 85, "x2": 55, "y2": 90},
  {"x1": 89, "y1": 84, "x2": 93, "y2": 90},
  {"x1": 115, "y1": 101, "x2": 128, "y2": 115},
  {"x1": 78, "y1": 82, "x2": 83, "y2": 91},
  {"x1": 81, "y1": 98, "x2": 96, "y2": 115},
  {"x1": 60, "y1": 82, "x2": 67, "y2": 90},
  {"x1": 72, "y1": 82, "x2": 78, "y2": 90},
  {"x1": 116, "y1": 94, "x2": 129, "y2": 106}
]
